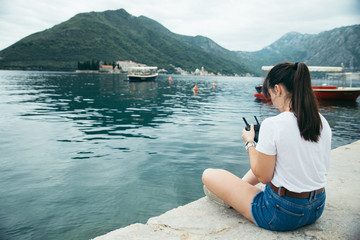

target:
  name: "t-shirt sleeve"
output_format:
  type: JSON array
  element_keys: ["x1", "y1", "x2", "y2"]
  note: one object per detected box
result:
[{"x1": 256, "y1": 118, "x2": 277, "y2": 155}]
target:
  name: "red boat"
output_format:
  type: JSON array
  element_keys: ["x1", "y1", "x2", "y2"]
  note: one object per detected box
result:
[
  {"x1": 253, "y1": 85, "x2": 269, "y2": 101},
  {"x1": 254, "y1": 85, "x2": 360, "y2": 102},
  {"x1": 254, "y1": 93, "x2": 269, "y2": 101},
  {"x1": 257, "y1": 66, "x2": 360, "y2": 102},
  {"x1": 312, "y1": 86, "x2": 360, "y2": 101}
]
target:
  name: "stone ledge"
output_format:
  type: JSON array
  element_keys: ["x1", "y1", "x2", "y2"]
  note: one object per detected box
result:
[{"x1": 94, "y1": 140, "x2": 360, "y2": 240}]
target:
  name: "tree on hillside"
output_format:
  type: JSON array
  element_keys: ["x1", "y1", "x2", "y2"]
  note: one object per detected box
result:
[{"x1": 77, "y1": 60, "x2": 100, "y2": 70}]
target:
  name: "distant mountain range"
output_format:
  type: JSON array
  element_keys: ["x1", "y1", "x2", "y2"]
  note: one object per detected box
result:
[
  {"x1": 237, "y1": 26, "x2": 360, "y2": 74},
  {"x1": 0, "y1": 9, "x2": 359, "y2": 75}
]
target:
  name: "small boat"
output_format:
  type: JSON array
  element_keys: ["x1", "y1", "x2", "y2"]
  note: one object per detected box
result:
[
  {"x1": 312, "y1": 86, "x2": 360, "y2": 101},
  {"x1": 127, "y1": 67, "x2": 158, "y2": 82},
  {"x1": 254, "y1": 93, "x2": 270, "y2": 101},
  {"x1": 254, "y1": 85, "x2": 360, "y2": 102},
  {"x1": 257, "y1": 65, "x2": 360, "y2": 102},
  {"x1": 253, "y1": 85, "x2": 270, "y2": 101}
]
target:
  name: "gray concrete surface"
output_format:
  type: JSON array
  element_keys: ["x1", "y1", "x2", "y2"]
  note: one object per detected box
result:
[{"x1": 93, "y1": 140, "x2": 360, "y2": 240}]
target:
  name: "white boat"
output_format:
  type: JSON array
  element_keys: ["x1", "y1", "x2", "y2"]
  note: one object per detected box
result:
[{"x1": 127, "y1": 67, "x2": 158, "y2": 82}]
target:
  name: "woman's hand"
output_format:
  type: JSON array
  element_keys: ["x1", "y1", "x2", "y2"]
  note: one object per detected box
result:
[{"x1": 242, "y1": 124, "x2": 255, "y2": 143}]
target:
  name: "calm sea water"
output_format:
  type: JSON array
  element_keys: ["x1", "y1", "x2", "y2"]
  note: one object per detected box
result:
[{"x1": 0, "y1": 71, "x2": 359, "y2": 240}]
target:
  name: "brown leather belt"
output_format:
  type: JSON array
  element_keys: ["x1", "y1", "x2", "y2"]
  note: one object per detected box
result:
[{"x1": 269, "y1": 182, "x2": 324, "y2": 199}]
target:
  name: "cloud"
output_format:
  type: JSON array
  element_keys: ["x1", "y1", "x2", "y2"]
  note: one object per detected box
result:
[{"x1": 0, "y1": 0, "x2": 359, "y2": 51}]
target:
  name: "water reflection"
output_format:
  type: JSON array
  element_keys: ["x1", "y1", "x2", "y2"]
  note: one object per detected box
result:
[
  {"x1": 318, "y1": 99, "x2": 359, "y2": 109},
  {"x1": 12, "y1": 74, "x2": 174, "y2": 142},
  {"x1": 318, "y1": 99, "x2": 359, "y2": 147},
  {"x1": 4, "y1": 72, "x2": 228, "y2": 151}
]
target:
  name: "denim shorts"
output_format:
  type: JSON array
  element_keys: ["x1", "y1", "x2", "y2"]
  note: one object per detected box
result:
[{"x1": 251, "y1": 184, "x2": 326, "y2": 231}]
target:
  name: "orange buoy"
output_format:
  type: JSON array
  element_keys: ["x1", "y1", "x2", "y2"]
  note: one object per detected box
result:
[
  {"x1": 169, "y1": 76, "x2": 172, "y2": 81},
  {"x1": 193, "y1": 84, "x2": 198, "y2": 92},
  {"x1": 213, "y1": 82, "x2": 216, "y2": 88}
]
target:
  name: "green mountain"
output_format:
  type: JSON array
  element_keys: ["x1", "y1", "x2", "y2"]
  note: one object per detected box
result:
[
  {"x1": 0, "y1": 9, "x2": 250, "y2": 74},
  {"x1": 0, "y1": 8, "x2": 359, "y2": 75}
]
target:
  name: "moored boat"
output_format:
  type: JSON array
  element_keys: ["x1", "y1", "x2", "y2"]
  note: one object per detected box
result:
[
  {"x1": 254, "y1": 85, "x2": 360, "y2": 102},
  {"x1": 312, "y1": 86, "x2": 360, "y2": 101},
  {"x1": 256, "y1": 65, "x2": 360, "y2": 102},
  {"x1": 127, "y1": 67, "x2": 158, "y2": 82}
]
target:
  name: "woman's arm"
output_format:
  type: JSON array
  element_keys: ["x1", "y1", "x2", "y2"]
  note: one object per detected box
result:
[
  {"x1": 242, "y1": 124, "x2": 276, "y2": 184},
  {"x1": 247, "y1": 147, "x2": 275, "y2": 183}
]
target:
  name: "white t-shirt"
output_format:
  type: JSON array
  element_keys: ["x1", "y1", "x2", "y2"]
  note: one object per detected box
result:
[{"x1": 256, "y1": 112, "x2": 332, "y2": 192}]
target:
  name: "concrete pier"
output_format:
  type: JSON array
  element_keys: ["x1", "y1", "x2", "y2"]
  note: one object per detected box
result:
[{"x1": 94, "y1": 140, "x2": 360, "y2": 240}]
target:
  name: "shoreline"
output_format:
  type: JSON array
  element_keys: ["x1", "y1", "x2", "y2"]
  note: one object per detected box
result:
[{"x1": 93, "y1": 140, "x2": 360, "y2": 240}]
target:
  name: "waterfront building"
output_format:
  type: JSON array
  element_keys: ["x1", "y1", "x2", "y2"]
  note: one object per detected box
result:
[{"x1": 99, "y1": 65, "x2": 114, "y2": 73}]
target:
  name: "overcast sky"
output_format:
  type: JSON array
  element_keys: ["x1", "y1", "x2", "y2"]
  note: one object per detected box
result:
[{"x1": 0, "y1": 0, "x2": 359, "y2": 52}]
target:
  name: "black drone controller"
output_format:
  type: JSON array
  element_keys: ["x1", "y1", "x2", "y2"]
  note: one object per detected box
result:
[{"x1": 242, "y1": 116, "x2": 261, "y2": 142}]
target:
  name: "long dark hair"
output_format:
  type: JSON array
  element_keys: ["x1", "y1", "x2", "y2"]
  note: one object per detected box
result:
[{"x1": 262, "y1": 62, "x2": 322, "y2": 142}]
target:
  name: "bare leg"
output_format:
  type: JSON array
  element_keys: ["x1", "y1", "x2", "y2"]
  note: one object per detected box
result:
[
  {"x1": 242, "y1": 169, "x2": 260, "y2": 186},
  {"x1": 202, "y1": 168, "x2": 261, "y2": 223}
]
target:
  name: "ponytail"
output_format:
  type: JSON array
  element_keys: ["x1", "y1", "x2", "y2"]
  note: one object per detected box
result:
[
  {"x1": 263, "y1": 62, "x2": 322, "y2": 142},
  {"x1": 292, "y1": 63, "x2": 322, "y2": 142}
]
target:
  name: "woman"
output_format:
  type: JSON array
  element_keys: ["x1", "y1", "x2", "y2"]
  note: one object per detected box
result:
[{"x1": 202, "y1": 62, "x2": 332, "y2": 231}]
